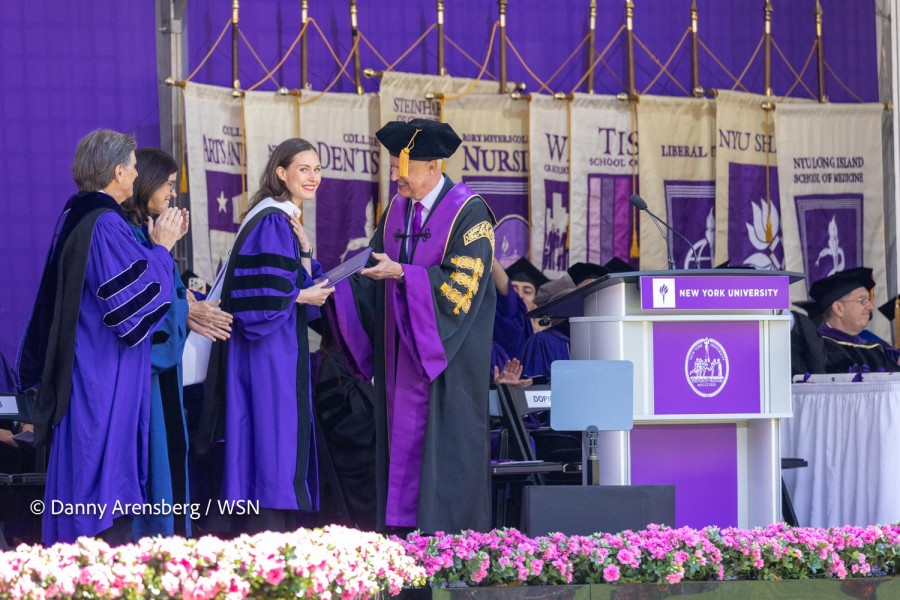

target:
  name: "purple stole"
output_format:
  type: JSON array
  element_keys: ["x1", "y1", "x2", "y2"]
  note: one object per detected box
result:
[{"x1": 381, "y1": 183, "x2": 475, "y2": 526}]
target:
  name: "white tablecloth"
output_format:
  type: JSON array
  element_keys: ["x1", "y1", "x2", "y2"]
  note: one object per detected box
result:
[{"x1": 782, "y1": 381, "x2": 900, "y2": 528}]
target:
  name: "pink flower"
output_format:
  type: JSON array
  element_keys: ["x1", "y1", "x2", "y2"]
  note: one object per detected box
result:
[{"x1": 603, "y1": 564, "x2": 620, "y2": 582}]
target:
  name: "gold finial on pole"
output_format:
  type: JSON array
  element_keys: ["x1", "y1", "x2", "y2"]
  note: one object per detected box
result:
[
  {"x1": 350, "y1": 0, "x2": 363, "y2": 94},
  {"x1": 301, "y1": 0, "x2": 310, "y2": 90},
  {"x1": 764, "y1": 0, "x2": 773, "y2": 96},
  {"x1": 587, "y1": 0, "x2": 597, "y2": 94},
  {"x1": 815, "y1": 0, "x2": 827, "y2": 102},
  {"x1": 437, "y1": 0, "x2": 446, "y2": 76},
  {"x1": 232, "y1": 0, "x2": 240, "y2": 91},
  {"x1": 691, "y1": 0, "x2": 702, "y2": 97},
  {"x1": 626, "y1": 0, "x2": 636, "y2": 99},
  {"x1": 499, "y1": 0, "x2": 508, "y2": 94}
]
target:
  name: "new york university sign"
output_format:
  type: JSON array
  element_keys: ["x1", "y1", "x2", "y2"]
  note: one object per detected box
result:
[{"x1": 639, "y1": 275, "x2": 791, "y2": 311}]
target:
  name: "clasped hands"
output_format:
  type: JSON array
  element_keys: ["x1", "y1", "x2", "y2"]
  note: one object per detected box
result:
[
  {"x1": 289, "y1": 213, "x2": 334, "y2": 306},
  {"x1": 148, "y1": 207, "x2": 189, "y2": 251}
]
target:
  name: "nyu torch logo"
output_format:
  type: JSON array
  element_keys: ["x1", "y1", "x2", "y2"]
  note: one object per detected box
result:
[
  {"x1": 684, "y1": 337, "x2": 730, "y2": 398},
  {"x1": 652, "y1": 278, "x2": 676, "y2": 308}
]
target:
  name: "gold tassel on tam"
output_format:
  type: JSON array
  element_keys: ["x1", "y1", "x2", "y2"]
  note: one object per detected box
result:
[
  {"x1": 398, "y1": 128, "x2": 421, "y2": 177},
  {"x1": 629, "y1": 205, "x2": 640, "y2": 258}
]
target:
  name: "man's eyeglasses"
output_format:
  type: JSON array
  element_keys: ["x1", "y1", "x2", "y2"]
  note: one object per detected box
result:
[{"x1": 839, "y1": 295, "x2": 873, "y2": 307}]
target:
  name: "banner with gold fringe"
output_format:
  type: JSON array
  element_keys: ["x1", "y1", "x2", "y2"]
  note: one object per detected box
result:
[
  {"x1": 300, "y1": 92, "x2": 380, "y2": 270},
  {"x1": 774, "y1": 102, "x2": 887, "y2": 335},
  {"x1": 637, "y1": 95, "x2": 716, "y2": 270},
  {"x1": 243, "y1": 90, "x2": 298, "y2": 206},
  {"x1": 527, "y1": 94, "x2": 570, "y2": 277},
  {"x1": 183, "y1": 82, "x2": 245, "y2": 284},
  {"x1": 377, "y1": 72, "x2": 498, "y2": 212},
  {"x1": 442, "y1": 93, "x2": 530, "y2": 271},
  {"x1": 569, "y1": 93, "x2": 638, "y2": 268}
]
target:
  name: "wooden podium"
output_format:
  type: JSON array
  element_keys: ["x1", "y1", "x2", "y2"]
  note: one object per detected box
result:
[{"x1": 530, "y1": 269, "x2": 804, "y2": 529}]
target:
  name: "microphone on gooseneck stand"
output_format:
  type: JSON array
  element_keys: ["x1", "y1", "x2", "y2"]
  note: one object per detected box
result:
[
  {"x1": 630, "y1": 194, "x2": 674, "y2": 270},
  {"x1": 628, "y1": 194, "x2": 701, "y2": 270}
]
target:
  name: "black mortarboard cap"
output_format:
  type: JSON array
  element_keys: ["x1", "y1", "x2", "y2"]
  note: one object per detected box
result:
[
  {"x1": 877, "y1": 295, "x2": 900, "y2": 321},
  {"x1": 603, "y1": 256, "x2": 635, "y2": 274},
  {"x1": 567, "y1": 262, "x2": 609, "y2": 286},
  {"x1": 808, "y1": 267, "x2": 875, "y2": 310},
  {"x1": 375, "y1": 119, "x2": 462, "y2": 161},
  {"x1": 505, "y1": 257, "x2": 549, "y2": 288}
]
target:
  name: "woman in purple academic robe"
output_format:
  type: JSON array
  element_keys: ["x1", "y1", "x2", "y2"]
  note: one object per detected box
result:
[
  {"x1": 18, "y1": 130, "x2": 187, "y2": 545},
  {"x1": 197, "y1": 139, "x2": 334, "y2": 534},
  {"x1": 122, "y1": 148, "x2": 233, "y2": 539}
]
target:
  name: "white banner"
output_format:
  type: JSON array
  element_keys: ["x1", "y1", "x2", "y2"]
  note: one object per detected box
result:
[
  {"x1": 183, "y1": 83, "x2": 245, "y2": 283},
  {"x1": 569, "y1": 93, "x2": 638, "y2": 267},
  {"x1": 377, "y1": 72, "x2": 499, "y2": 210},
  {"x1": 528, "y1": 94, "x2": 570, "y2": 276},
  {"x1": 638, "y1": 96, "x2": 717, "y2": 270},
  {"x1": 243, "y1": 90, "x2": 298, "y2": 204},
  {"x1": 300, "y1": 92, "x2": 380, "y2": 270},
  {"x1": 775, "y1": 103, "x2": 887, "y2": 334},
  {"x1": 442, "y1": 94, "x2": 530, "y2": 270}
]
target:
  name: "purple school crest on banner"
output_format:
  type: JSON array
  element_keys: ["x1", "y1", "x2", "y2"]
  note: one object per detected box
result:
[
  {"x1": 664, "y1": 180, "x2": 715, "y2": 269},
  {"x1": 494, "y1": 216, "x2": 529, "y2": 268},
  {"x1": 463, "y1": 175, "x2": 529, "y2": 266},
  {"x1": 795, "y1": 194, "x2": 863, "y2": 283},
  {"x1": 540, "y1": 179, "x2": 569, "y2": 272},
  {"x1": 728, "y1": 163, "x2": 783, "y2": 270},
  {"x1": 587, "y1": 173, "x2": 637, "y2": 267},
  {"x1": 653, "y1": 321, "x2": 760, "y2": 415},
  {"x1": 316, "y1": 178, "x2": 378, "y2": 270},
  {"x1": 205, "y1": 171, "x2": 245, "y2": 233}
]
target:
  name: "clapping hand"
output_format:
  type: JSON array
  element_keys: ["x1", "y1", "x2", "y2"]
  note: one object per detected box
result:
[
  {"x1": 492, "y1": 358, "x2": 533, "y2": 389},
  {"x1": 187, "y1": 292, "x2": 233, "y2": 341},
  {"x1": 148, "y1": 207, "x2": 188, "y2": 251}
]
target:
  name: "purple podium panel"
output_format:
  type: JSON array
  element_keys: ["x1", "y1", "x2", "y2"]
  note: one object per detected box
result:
[
  {"x1": 652, "y1": 321, "x2": 761, "y2": 415},
  {"x1": 640, "y1": 275, "x2": 790, "y2": 310},
  {"x1": 630, "y1": 423, "x2": 738, "y2": 529}
]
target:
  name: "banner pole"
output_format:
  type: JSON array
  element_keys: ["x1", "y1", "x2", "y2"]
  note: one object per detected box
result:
[
  {"x1": 231, "y1": 0, "x2": 241, "y2": 91},
  {"x1": 626, "y1": 0, "x2": 636, "y2": 99},
  {"x1": 350, "y1": 0, "x2": 363, "y2": 94},
  {"x1": 691, "y1": 0, "x2": 702, "y2": 97},
  {"x1": 301, "y1": 0, "x2": 310, "y2": 89},
  {"x1": 437, "y1": 0, "x2": 446, "y2": 76},
  {"x1": 764, "y1": 0, "x2": 772, "y2": 96},
  {"x1": 587, "y1": 0, "x2": 597, "y2": 94},
  {"x1": 815, "y1": 0, "x2": 827, "y2": 102},
  {"x1": 499, "y1": 0, "x2": 508, "y2": 94}
]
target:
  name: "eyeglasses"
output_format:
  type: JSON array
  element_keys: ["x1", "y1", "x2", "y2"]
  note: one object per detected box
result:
[
  {"x1": 838, "y1": 295, "x2": 873, "y2": 307},
  {"x1": 164, "y1": 180, "x2": 177, "y2": 190}
]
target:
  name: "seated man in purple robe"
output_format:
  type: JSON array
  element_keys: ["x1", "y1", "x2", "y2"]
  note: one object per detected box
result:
[
  {"x1": 807, "y1": 267, "x2": 900, "y2": 373},
  {"x1": 18, "y1": 129, "x2": 186, "y2": 545},
  {"x1": 330, "y1": 119, "x2": 496, "y2": 533}
]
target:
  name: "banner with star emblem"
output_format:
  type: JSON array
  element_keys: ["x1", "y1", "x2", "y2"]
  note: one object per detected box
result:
[
  {"x1": 774, "y1": 102, "x2": 888, "y2": 335},
  {"x1": 183, "y1": 82, "x2": 246, "y2": 283}
]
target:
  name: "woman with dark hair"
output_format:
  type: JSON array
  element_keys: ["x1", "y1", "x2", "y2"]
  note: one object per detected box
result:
[
  {"x1": 123, "y1": 148, "x2": 233, "y2": 538},
  {"x1": 197, "y1": 138, "x2": 333, "y2": 534}
]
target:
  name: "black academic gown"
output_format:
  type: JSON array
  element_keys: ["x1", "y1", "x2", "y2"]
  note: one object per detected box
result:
[{"x1": 347, "y1": 177, "x2": 496, "y2": 533}]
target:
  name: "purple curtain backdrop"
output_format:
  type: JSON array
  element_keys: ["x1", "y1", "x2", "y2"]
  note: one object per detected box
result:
[{"x1": 0, "y1": 0, "x2": 878, "y2": 365}]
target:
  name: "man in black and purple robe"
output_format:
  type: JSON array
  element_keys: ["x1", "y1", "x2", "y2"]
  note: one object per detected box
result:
[
  {"x1": 18, "y1": 129, "x2": 185, "y2": 545},
  {"x1": 331, "y1": 119, "x2": 496, "y2": 533},
  {"x1": 807, "y1": 267, "x2": 900, "y2": 373}
]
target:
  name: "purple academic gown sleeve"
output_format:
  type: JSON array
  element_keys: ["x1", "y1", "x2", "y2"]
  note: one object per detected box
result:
[
  {"x1": 43, "y1": 213, "x2": 174, "y2": 545},
  {"x1": 223, "y1": 214, "x2": 318, "y2": 511},
  {"x1": 492, "y1": 287, "x2": 532, "y2": 360},
  {"x1": 521, "y1": 325, "x2": 570, "y2": 380}
]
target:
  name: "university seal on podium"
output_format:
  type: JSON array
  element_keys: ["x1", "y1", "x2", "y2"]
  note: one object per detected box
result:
[{"x1": 684, "y1": 337, "x2": 729, "y2": 398}]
